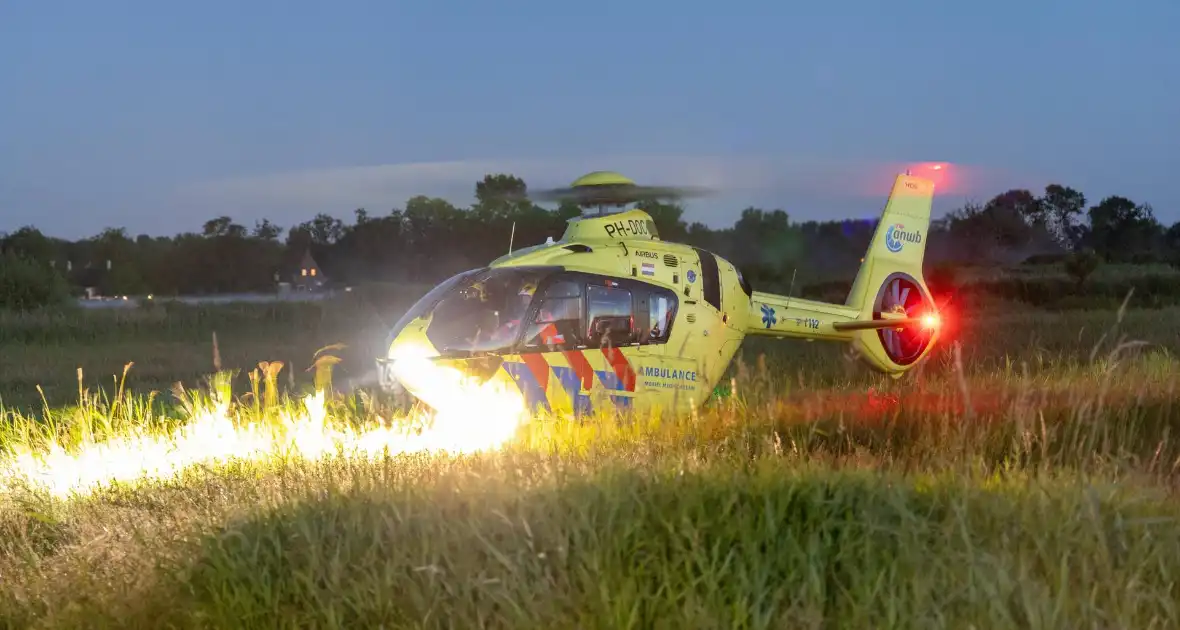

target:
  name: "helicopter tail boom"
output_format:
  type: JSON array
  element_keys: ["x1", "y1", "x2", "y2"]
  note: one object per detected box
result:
[
  {"x1": 744, "y1": 293, "x2": 860, "y2": 341},
  {"x1": 743, "y1": 173, "x2": 942, "y2": 375}
]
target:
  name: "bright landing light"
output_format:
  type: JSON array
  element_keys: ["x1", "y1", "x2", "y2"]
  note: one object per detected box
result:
[
  {"x1": 921, "y1": 313, "x2": 941, "y2": 329},
  {"x1": 389, "y1": 349, "x2": 528, "y2": 449}
]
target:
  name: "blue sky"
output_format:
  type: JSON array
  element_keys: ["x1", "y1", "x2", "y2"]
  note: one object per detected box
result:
[{"x1": 3, "y1": 1, "x2": 1178, "y2": 239}]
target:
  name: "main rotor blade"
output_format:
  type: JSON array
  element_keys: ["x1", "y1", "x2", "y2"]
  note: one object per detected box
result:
[{"x1": 495, "y1": 184, "x2": 715, "y2": 205}]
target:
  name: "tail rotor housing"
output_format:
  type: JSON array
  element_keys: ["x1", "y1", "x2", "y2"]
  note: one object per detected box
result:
[{"x1": 872, "y1": 272, "x2": 938, "y2": 366}]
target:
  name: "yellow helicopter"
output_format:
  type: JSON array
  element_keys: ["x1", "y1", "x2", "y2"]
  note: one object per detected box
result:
[{"x1": 376, "y1": 169, "x2": 943, "y2": 419}]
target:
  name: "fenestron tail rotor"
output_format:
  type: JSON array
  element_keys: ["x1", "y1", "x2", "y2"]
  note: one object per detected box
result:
[{"x1": 872, "y1": 273, "x2": 937, "y2": 366}]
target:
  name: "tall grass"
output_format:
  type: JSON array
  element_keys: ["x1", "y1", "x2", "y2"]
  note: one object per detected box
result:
[{"x1": 1, "y1": 327, "x2": 1179, "y2": 626}]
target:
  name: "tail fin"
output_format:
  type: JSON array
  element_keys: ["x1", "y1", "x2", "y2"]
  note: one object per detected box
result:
[
  {"x1": 845, "y1": 174, "x2": 940, "y2": 374},
  {"x1": 846, "y1": 174, "x2": 934, "y2": 309}
]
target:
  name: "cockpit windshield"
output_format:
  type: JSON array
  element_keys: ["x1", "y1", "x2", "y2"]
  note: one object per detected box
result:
[
  {"x1": 386, "y1": 268, "x2": 484, "y2": 346},
  {"x1": 423, "y1": 266, "x2": 558, "y2": 356}
]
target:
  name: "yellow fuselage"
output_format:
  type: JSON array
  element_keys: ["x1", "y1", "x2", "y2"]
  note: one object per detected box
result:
[{"x1": 379, "y1": 209, "x2": 750, "y2": 418}]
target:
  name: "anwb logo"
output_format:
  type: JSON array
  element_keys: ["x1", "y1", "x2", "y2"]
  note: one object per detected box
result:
[{"x1": 885, "y1": 224, "x2": 922, "y2": 253}]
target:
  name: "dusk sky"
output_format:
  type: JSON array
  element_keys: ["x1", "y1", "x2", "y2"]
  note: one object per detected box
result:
[{"x1": 3, "y1": 1, "x2": 1177, "y2": 240}]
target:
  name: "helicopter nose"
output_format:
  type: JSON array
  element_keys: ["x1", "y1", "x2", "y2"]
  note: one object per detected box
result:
[
  {"x1": 377, "y1": 323, "x2": 440, "y2": 392},
  {"x1": 380, "y1": 340, "x2": 442, "y2": 402}
]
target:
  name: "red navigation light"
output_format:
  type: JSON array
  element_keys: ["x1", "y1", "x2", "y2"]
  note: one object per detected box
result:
[{"x1": 909, "y1": 162, "x2": 955, "y2": 192}]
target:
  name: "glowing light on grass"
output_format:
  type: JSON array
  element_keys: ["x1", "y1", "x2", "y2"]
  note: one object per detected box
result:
[{"x1": 0, "y1": 352, "x2": 528, "y2": 499}]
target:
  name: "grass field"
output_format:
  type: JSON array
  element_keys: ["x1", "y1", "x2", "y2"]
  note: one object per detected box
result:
[{"x1": 2, "y1": 295, "x2": 1180, "y2": 627}]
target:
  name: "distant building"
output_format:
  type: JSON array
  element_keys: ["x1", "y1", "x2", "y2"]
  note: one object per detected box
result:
[{"x1": 284, "y1": 249, "x2": 328, "y2": 292}]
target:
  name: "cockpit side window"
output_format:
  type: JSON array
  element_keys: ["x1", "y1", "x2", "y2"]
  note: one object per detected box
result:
[
  {"x1": 646, "y1": 289, "x2": 677, "y2": 343},
  {"x1": 586, "y1": 284, "x2": 636, "y2": 348},
  {"x1": 522, "y1": 279, "x2": 585, "y2": 351}
]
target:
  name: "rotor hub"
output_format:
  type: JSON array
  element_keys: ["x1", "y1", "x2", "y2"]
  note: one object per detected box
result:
[{"x1": 568, "y1": 171, "x2": 636, "y2": 188}]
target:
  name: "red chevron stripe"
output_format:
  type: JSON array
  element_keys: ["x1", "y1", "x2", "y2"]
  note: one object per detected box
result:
[
  {"x1": 601, "y1": 346, "x2": 636, "y2": 391},
  {"x1": 563, "y1": 350, "x2": 594, "y2": 391},
  {"x1": 521, "y1": 353, "x2": 550, "y2": 392}
]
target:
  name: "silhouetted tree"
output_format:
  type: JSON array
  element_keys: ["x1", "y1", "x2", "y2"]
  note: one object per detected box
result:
[{"x1": 1082, "y1": 196, "x2": 1163, "y2": 262}]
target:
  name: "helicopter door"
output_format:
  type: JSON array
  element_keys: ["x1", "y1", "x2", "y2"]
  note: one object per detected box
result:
[{"x1": 633, "y1": 283, "x2": 700, "y2": 413}]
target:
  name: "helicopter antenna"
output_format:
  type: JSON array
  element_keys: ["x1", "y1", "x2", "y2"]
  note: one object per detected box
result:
[
  {"x1": 785, "y1": 268, "x2": 797, "y2": 309},
  {"x1": 508, "y1": 222, "x2": 516, "y2": 254}
]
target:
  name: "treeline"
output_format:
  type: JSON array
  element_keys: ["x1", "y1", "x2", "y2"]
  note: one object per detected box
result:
[{"x1": 1, "y1": 174, "x2": 1177, "y2": 309}]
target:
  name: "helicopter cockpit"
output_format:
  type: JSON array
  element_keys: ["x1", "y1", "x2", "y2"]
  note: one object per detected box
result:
[
  {"x1": 387, "y1": 264, "x2": 678, "y2": 359},
  {"x1": 410, "y1": 267, "x2": 555, "y2": 357}
]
